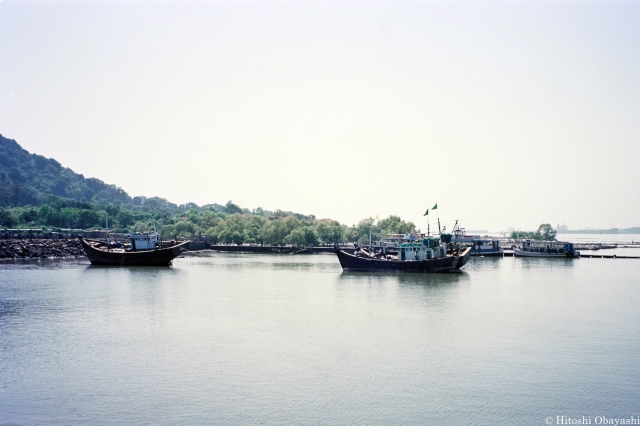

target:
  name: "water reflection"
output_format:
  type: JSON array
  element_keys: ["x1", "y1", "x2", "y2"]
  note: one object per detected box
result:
[
  {"x1": 337, "y1": 270, "x2": 469, "y2": 288},
  {"x1": 178, "y1": 252, "x2": 341, "y2": 272},
  {"x1": 465, "y1": 256, "x2": 503, "y2": 270},
  {"x1": 512, "y1": 257, "x2": 578, "y2": 271}
]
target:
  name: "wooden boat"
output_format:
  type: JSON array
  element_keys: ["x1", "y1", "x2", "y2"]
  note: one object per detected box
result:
[
  {"x1": 335, "y1": 245, "x2": 472, "y2": 273},
  {"x1": 79, "y1": 236, "x2": 190, "y2": 266}
]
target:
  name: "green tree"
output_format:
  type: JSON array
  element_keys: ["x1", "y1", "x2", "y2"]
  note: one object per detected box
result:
[
  {"x1": 198, "y1": 211, "x2": 222, "y2": 229},
  {"x1": 217, "y1": 213, "x2": 246, "y2": 244},
  {"x1": 261, "y1": 216, "x2": 300, "y2": 245},
  {"x1": 352, "y1": 218, "x2": 375, "y2": 244},
  {"x1": 510, "y1": 224, "x2": 557, "y2": 241},
  {"x1": 243, "y1": 215, "x2": 266, "y2": 244},
  {"x1": 284, "y1": 226, "x2": 319, "y2": 246},
  {"x1": 173, "y1": 220, "x2": 198, "y2": 239},
  {"x1": 116, "y1": 209, "x2": 134, "y2": 227},
  {"x1": 0, "y1": 208, "x2": 16, "y2": 227},
  {"x1": 536, "y1": 223, "x2": 557, "y2": 241},
  {"x1": 77, "y1": 209, "x2": 101, "y2": 229},
  {"x1": 377, "y1": 215, "x2": 416, "y2": 235},
  {"x1": 510, "y1": 230, "x2": 535, "y2": 239},
  {"x1": 315, "y1": 219, "x2": 343, "y2": 245},
  {"x1": 224, "y1": 200, "x2": 243, "y2": 214}
]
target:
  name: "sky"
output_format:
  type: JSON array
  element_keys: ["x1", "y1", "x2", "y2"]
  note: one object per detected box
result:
[{"x1": 1, "y1": 0, "x2": 639, "y2": 231}]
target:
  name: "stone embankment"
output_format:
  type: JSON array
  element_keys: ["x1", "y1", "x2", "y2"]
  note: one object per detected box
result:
[{"x1": 0, "y1": 239, "x2": 86, "y2": 259}]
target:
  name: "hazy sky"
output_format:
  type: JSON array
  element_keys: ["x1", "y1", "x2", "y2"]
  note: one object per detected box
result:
[{"x1": 1, "y1": 1, "x2": 639, "y2": 231}]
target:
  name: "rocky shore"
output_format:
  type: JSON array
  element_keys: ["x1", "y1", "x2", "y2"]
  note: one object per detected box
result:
[{"x1": 0, "y1": 239, "x2": 86, "y2": 259}]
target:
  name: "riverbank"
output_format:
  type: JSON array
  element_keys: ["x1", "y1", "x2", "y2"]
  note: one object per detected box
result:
[{"x1": 0, "y1": 239, "x2": 85, "y2": 259}]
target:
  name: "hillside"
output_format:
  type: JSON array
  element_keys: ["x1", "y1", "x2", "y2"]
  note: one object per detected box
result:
[
  {"x1": 0, "y1": 134, "x2": 419, "y2": 244},
  {"x1": 0, "y1": 134, "x2": 132, "y2": 207}
]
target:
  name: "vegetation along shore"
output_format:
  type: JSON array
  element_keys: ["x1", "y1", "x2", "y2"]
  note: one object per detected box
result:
[{"x1": 0, "y1": 134, "x2": 416, "y2": 246}]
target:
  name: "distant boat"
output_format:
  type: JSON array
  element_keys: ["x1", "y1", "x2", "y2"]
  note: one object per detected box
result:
[
  {"x1": 469, "y1": 239, "x2": 503, "y2": 256},
  {"x1": 79, "y1": 232, "x2": 190, "y2": 266},
  {"x1": 513, "y1": 240, "x2": 580, "y2": 258},
  {"x1": 335, "y1": 238, "x2": 472, "y2": 273},
  {"x1": 452, "y1": 228, "x2": 503, "y2": 256}
]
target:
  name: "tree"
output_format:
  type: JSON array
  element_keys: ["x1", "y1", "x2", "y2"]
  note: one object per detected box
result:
[
  {"x1": 285, "y1": 226, "x2": 319, "y2": 246},
  {"x1": 353, "y1": 218, "x2": 375, "y2": 244},
  {"x1": 173, "y1": 221, "x2": 198, "y2": 239},
  {"x1": 243, "y1": 215, "x2": 266, "y2": 244},
  {"x1": 116, "y1": 209, "x2": 134, "y2": 227},
  {"x1": 224, "y1": 200, "x2": 243, "y2": 214},
  {"x1": 511, "y1": 224, "x2": 557, "y2": 241},
  {"x1": 0, "y1": 208, "x2": 16, "y2": 227},
  {"x1": 198, "y1": 211, "x2": 222, "y2": 230},
  {"x1": 377, "y1": 215, "x2": 416, "y2": 235},
  {"x1": 261, "y1": 217, "x2": 300, "y2": 245},
  {"x1": 510, "y1": 230, "x2": 535, "y2": 239},
  {"x1": 77, "y1": 209, "x2": 101, "y2": 229},
  {"x1": 315, "y1": 220, "x2": 343, "y2": 245},
  {"x1": 536, "y1": 223, "x2": 557, "y2": 241},
  {"x1": 216, "y1": 213, "x2": 246, "y2": 244}
]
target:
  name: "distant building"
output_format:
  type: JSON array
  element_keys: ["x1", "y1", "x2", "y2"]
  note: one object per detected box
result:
[{"x1": 556, "y1": 224, "x2": 568, "y2": 232}]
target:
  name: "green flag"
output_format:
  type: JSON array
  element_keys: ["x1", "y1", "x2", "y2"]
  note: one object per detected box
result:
[
  {"x1": 432, "y1": 203, "x2": 438, "y2": 210},
  {"x1": 424, "y1": 210, "x2": 429, "y2": 216}
]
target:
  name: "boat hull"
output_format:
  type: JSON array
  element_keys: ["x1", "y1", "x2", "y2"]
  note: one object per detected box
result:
[
  {"x1": 513, "y1": 248, "x2": 579, "y2": 258},
  {"x1": 80, "y1": 237, "x2": 190, "y2": 266},
  {"x1": 335, "y1": 247, "x2": 472, "y2": 272}
]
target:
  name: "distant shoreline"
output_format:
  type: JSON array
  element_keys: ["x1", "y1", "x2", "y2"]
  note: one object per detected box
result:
[{"x1": 557, "y1": 228, "x2": 640, "y2": 234}]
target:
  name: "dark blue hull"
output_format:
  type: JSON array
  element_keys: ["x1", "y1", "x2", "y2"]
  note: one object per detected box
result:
[{"x1": 335, "y1": 247, "x2": 472, "y2": 272}]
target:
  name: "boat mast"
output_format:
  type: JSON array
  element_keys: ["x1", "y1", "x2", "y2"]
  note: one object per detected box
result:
[{"x1": 105, "y1": 214, "x2": 109, "y2": 252}]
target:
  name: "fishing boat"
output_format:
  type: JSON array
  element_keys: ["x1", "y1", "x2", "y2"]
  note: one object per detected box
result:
[
  {"x1": 513, "y1": 240, "x2": 580, "y2": 258},
  {"x1": 335, "y1": 237, "x2": 472, "y2": 273},
  {"x1": 79, "y1": 233, "x2": 190, "y2": 266}
]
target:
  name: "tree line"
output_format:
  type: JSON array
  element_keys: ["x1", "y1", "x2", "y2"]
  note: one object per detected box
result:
[
  {"x1": 0, "y1": 197, "x2": 417, "y2": 246},
  {"x1": 510, "y1": 224, "x2": 557, "y2": 241}
]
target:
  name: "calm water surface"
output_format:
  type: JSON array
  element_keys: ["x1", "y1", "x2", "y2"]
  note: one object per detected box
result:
[{"x1": 1, "y1": 253, "x2": 638, "y2": 425}]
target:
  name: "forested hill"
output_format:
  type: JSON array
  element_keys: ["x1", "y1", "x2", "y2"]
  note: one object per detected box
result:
[
  {"x1": 0, "y1": 133, "x2": 418, "y2": 244},
  {"x1": 0, "y1": 134, "x2": 131, "y2": 207}
]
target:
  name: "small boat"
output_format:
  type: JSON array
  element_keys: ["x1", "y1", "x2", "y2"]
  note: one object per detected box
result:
[
  {"x1": 79, "y1": 232, "x2": 190, "y2": 266},
  {"x1": 335, "y1": 237, "x2": 472, "y2": 273},
  {"x1": 513, "y1": 240, "x2": 580, "y2": 258}
]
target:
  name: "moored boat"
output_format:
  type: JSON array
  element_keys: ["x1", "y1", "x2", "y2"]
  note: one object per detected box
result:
[
  {"x1": 79, "y1": 233, "x2": 190, "y2": 266},
  {"x1": 335, "y1": 239, "x2": 472, "y2": 272},
  {"x1": 513, "y1": 240, "x2": 580, "y2": 258}
]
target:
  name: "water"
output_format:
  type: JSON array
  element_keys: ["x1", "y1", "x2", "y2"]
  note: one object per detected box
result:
[{"x1": 1, "y1": 253, "x2": 639, "y2": 425}]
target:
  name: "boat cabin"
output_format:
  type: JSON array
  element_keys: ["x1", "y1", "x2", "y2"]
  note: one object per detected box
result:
[
  {"x1": 129, "y1": 232, "x2": 159, "y2": 251},
  {"x1": 382, "y1": 233, "x2": 419, "y2": 248},
  {"x1": 521, "y1": 240, "x2": 575, "y2": 254},
  {"x1": 397, "y1": 240, "x2": 447, "y2": 261}
]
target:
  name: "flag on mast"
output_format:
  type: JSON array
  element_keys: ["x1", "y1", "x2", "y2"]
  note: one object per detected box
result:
[
  {"x1": 432, "y1": 203, "x2": 438, "y2": 210},
  {"x1": 424, "y1": 210, "x2": 429, "y2": 216}
]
